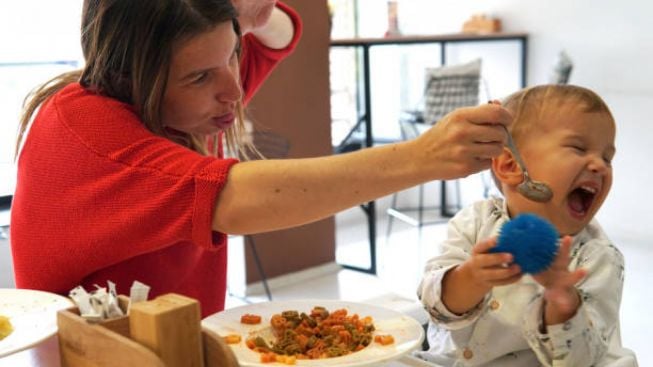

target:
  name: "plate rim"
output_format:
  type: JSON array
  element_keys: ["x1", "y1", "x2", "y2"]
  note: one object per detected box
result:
[{"x1": 0, "y1": 288, "x2": 74, "y2": 358}]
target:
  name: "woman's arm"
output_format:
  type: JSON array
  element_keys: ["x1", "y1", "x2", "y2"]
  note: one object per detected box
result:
[{"x1": 214, "y1": 104, "x2": 512, "y2": 234}]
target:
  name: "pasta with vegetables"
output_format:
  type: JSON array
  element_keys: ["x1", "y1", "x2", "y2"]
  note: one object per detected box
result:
[{"x1": 245, "y1": 306, "x2": 392, "y2": 364}]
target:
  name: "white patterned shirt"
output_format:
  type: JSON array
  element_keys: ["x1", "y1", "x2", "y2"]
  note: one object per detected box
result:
[{"x1": 415, "y1": 198, "x2": 637, "y2": 367}]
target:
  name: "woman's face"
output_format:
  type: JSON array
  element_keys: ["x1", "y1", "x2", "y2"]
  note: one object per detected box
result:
[{"x1": 162, "y1": 21, "x2": 241, "y2": 135}]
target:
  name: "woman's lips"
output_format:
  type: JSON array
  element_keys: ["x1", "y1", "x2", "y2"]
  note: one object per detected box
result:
[{"x1": 212, "y1": 113, "x2": 235, "y2": 130}]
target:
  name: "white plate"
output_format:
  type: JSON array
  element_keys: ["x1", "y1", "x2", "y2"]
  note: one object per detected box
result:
[
  {"x1": 202, "y1": 299, "x2": 424, "y2": 367},
  {"x1": 0, "y1": 288, "x2": 74, "y2": 358}
]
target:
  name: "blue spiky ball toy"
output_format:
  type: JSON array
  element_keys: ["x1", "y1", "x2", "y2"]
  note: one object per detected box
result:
[{"x1": 491, "y1": 213, "x2": 559, "y2": 274}]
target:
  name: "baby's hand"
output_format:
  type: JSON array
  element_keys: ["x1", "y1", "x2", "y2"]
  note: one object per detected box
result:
[
  {"x1": 461, "y1": 237, "x2": 523, "y2": 290},
  {"x1": 532, "y1": 236, "x2": 587, "y2": 319}
]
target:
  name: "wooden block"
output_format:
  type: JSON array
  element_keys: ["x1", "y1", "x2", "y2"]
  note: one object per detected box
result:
[
  {"x1": 129, "y1": 294, "x2": 204, "y2": 367},
  {"x1": 99, "y1": 295, "x2": 131, "y2": 338},
  {"x1": 58, "y1": 307, "x2": 165, "y2": 367},
  {"x1": 202, "y1": 326, "x2": 240, "y2": 367}
]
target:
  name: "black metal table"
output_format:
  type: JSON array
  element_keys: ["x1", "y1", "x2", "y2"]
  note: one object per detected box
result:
[{"x1": 330, "y1": 32, "x2": 528, "y2": 275}]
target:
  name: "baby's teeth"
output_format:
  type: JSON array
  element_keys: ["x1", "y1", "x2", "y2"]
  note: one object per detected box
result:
[{"x1": 581, "y1": 185, "x2": 596, "y2": 193}]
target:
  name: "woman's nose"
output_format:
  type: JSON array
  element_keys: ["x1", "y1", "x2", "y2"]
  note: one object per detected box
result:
[{"x1": 215, "y1": 69, "x2": 242, "y2": 103}]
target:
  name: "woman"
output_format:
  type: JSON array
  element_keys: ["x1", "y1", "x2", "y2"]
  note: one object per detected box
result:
[{"x1": 11, "y1": 0, "x2": 512, "y2": 317}]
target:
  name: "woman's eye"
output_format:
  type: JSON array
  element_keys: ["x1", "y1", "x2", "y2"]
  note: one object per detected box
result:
[{"x1": 192, "y1": 72, "x2": 209, "y2": 84}]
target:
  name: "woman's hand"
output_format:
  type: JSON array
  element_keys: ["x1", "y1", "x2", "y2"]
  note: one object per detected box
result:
[
  {"x1": 232, "y1": 0, "x2": 276, "y2": 35},
  {"x1": 412, "y1": 103, "x2": 513, "y2": 180},
  {"x1": 532, "y1": 236, "x2": 587, "y2": 326}
]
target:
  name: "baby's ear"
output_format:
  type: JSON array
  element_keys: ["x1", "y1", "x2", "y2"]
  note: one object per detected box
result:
[{"x1": 492, "y1": 147, "x2": 524, "y2": 186}]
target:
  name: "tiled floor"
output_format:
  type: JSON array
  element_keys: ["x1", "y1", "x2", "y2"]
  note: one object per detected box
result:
[{"x1": 227, "y1": 191, "x2": 650, "y2": 366}]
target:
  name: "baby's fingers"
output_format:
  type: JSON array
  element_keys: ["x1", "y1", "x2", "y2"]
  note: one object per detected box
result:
[
  {"x1": 473, "y1": 237, "x2": 514, "y2": 266},
  {"x1": 544, "y1": 236, "x2": 573, "y2": 273},
  {"x1": 472, "y1": 237, "x2": 517, "y2": 259},
  {"x1": 472, "y1": 237, "x2": 497, "y2": 255},
  {"x1": 554, "y1": 236, "x2": 574, "y2": 265},
  {"x1": 567, "y1": 268, "x2": 587, "y2": 286},
  {"x1": 484, "y1": 264, "x2": 523, "y2": 286}
]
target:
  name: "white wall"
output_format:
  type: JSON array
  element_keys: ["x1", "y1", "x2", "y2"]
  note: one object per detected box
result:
[{"x1": 0, "y1": 2, "x2": 83, "y2": 198}]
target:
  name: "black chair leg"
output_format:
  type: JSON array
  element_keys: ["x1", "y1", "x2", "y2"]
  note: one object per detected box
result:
[{"x1": 245, "y1": 235, "x2": 272, "y2": 301}]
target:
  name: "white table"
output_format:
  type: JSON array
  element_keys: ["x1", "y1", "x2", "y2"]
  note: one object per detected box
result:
[
  {"x1": 0, "y1": 291, "x2": 431, "y2": 367},
  {"x1": 0, "y1": 335, "x2": 60, "y2": 367},
  {"x1": 0, "y1": 336, "x2": 432, "y2": 367}
]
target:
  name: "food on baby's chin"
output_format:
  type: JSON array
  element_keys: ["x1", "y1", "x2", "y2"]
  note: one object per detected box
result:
[
  {"x1": 0, "y1": 315, "x2": 13, "y2": 341},
  {"x1": 245, "y1": 306, "x2": 389, "y2": 364}
]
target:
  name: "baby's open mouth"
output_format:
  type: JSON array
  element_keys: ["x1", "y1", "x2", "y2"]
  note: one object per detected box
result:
[{"x1": 568, "y1": 185, "x2": 597, "y2": 217}]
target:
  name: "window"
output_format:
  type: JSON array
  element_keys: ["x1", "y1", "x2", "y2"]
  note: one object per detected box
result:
[{"x1": 0, "y1": 1, "x2": 83, "y2": 198}]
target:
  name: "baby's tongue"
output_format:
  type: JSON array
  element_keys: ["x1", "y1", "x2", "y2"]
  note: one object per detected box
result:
[{"x1": 568, "y1": 190, "x2": 584, "y2": 213}]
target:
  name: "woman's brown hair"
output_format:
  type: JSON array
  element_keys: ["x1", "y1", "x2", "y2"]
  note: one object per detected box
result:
[{"x1": 17, "y1": 0, "x2": 251, "y2": 158}]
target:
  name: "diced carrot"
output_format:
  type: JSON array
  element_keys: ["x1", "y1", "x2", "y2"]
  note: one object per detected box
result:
[
  {"x1": 276, "y1": 355, "x2": 297, "y2": 365},
  {"x1": 223, "y1": 334, "x2": 241, "y2": 344},
  {"x1": 245, "y1": 338, "x2": 256, "y2": 349},
  {"x1": 260, "y1": 352, "x2": 277, "y2": 363},
  {"x1": 240, "y1": 313, "x2": 262, "y2": 324},
  {"x1": 338, "y1": 330, "x2": 352, "y2": 343},
  {"x1": 374, "y1": 334, "x2": 395, "y2": 345}
]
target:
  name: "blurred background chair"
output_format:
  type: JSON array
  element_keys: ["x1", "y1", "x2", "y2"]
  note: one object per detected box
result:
[
  {"x1": 386, "y1": 59, "x2": 482, "y2": 239},
  {"x1": 333, "y1": 115, "x2": 366, "y2": 154},
  {"x1": 550, "y1": 50, "x2": 573, "y2": 84}
]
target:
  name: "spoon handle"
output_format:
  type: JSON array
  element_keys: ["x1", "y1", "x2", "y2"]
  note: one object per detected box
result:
[{"x1": 501, "y1": 125, "x2": 530, "y2": 176}]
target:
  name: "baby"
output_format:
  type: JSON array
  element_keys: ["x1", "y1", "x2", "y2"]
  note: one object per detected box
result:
[{"x1": 415, "y1": 84, "x2": 637, "y2": 366}]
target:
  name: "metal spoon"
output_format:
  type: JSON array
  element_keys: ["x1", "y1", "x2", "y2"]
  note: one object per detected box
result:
[{"x1": 502, "y1": 126, "x2": 553, "y2": 202}]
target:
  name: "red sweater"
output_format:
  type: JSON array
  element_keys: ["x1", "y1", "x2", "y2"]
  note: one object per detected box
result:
[{"x1": 11, "y1": 3, "x2": 301, "y2": 317}]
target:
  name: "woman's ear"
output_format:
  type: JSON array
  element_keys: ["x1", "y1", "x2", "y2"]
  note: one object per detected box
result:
[{"x1": 492, "y1": 147, "x2": 524, "y2": 186}]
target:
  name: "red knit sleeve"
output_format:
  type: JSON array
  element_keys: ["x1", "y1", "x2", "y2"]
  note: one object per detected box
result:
[{"x1": 240, "y1": 1, "x2": 303, "y2": 104}]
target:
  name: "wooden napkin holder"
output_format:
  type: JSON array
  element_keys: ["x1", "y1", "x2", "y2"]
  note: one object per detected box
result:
[{"x1": 57, "y1": 293, "x2": 239, "y2": 367}]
